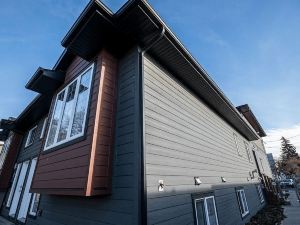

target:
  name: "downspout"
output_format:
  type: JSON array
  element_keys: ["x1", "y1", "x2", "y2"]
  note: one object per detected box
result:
[{"x1": 139, "y1": 26, "x2": 165, "y2": 225}]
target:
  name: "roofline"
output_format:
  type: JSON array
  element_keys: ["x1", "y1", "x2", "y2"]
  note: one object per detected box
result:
[
  {"x1": 137, "y1": 1, "x2": 260, "y2": 139},
  {"x1": 236, "y1": 104, "x2": 267, "y2": 137}
]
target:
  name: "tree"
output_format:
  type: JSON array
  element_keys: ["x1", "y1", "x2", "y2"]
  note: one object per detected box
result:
[{"x1": 277, "y1": 137, "x2": 299, "y2": 177}]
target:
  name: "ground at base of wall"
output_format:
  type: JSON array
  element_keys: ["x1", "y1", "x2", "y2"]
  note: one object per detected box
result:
[{"x1": 246, "y1": 204, "x2": 286, "y2": 225}]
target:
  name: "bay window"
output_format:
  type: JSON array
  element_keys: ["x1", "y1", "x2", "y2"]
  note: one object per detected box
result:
[{"x1": 44, "y1": 65, "x2": 94, "y2": 150}]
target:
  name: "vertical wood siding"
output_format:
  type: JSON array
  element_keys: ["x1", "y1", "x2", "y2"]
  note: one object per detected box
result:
[
  {"x1": 26, "y1": 48, "x2": 141, "y2": 225},
  {"x1": 143, "y1": 55, "x2": 264, "y2": 225}
]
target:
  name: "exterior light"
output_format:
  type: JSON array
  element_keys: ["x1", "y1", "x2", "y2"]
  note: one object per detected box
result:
[
  {"x1": 194, "y1": 177, "x2": 202, "y2": 185},
  {"x1": 158, "y1": 180, "x2": 164, "y2": 192},
  {"x1": 221, "y1": 177, "x2": 227, "y2": 183}
]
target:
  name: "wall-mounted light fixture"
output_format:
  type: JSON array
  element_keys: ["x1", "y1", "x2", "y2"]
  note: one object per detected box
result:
[
  {"x1": 221, "y1": 177, "x2": 227, "y2": 183},
  {"x1": 194, "y1": 177, "x2": 202, "y2": 185},
  {"x1": 158, "y1": 180, "x2": 164, "y2": 192}
]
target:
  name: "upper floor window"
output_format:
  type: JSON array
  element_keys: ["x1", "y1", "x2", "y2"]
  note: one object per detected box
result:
[
  {"x1": 44, "y1": 65, "x2": 94, "y2": 151},
  {"x1": 236, "y1": 189, "x2": 249, "y2": 218},
  {"x1": 0, "y1": 134, "x2": 13, "y2": 169},
  {"x1": 40, "y1": 117, "x2": 48, "y2": 139},
  {"x1": 25, "y1": 126, "x2": 37, "y2": 148},
  {"x1": 244, "y1": 141, "x2": 253, "y2": 163},
  {"x1": 233, "y1": 133, "x2": 242, "y2": 156},
  {"x1": 194, "y1": 196, "x2": 219, "y2": 225}
]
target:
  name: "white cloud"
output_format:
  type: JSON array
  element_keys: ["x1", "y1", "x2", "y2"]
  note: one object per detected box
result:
[{"x1": 263, "y1": 123, "x2": 300, "y2": 159}]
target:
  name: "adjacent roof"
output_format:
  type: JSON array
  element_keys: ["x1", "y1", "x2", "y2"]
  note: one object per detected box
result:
[
  {"x1": 57, "y1": 0, "x2": 260, "y2": 141},
  {"x1": 0, "y1": 118, "x2": 15, "y2": 141},
  {"x1": 236, "y1": 104, "x2": 267, "y2": 137}
]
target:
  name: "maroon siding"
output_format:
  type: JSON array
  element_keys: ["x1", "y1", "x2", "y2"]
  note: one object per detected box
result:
[
  {"x1": 31, "y1": 50, "x2": 117, "y2": 196},
  {"x1": 0, "y1": 133, "x2": 23, "y2": 190}
]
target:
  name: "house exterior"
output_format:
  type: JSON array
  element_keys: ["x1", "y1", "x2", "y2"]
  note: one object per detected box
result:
[{"x1": 0, "y1": 1, "x2": 273, "y2": 225}]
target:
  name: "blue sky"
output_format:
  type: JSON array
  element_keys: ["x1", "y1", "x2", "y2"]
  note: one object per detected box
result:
[{"x1": 1, "y1": 0, "x2": 300, "y2": 152}]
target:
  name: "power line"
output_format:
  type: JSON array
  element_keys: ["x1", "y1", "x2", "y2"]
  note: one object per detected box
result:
[{"x1": 264, "y1": 134, "x2": 300, "y2": 143}]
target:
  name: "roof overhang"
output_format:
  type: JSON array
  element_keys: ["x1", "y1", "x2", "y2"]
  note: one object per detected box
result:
[
  {"x1": 13, "y1": 94, "x2": 52, "y2": 133},
  {"x1": 236, "y1": 104, "x2": 267, "y2": 137},
  {"x1": 25, "y1": 67, "x2": 65, "y2": 94},
  {"x1": 0, "y1": 119, "x2": 15, "y2": 141},
  {"x1": 59, "y1": 0, "x2": 260, "y2": 141}
]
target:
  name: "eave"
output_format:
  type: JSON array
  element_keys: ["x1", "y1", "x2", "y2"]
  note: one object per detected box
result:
[
  {"x1": 59, "y1": 0, "x2": 260, "y2": 141},
  {"x1": 25, "y1": 67, "x2": 65, "y2": 94},
  {"x1": 13, "y1": 94, "x2": 52, "y2": 133},
  {"x1": 237, "y1": 104, "x2": 267, "y2": 137}
]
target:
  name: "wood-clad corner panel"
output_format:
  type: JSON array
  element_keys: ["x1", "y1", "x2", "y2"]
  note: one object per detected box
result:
[{"x1": 86, "y1": 50, "x2": 118, "y2": 196}]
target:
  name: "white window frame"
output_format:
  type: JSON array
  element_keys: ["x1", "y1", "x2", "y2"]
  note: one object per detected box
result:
[
  {"x1": 194, "y1": 196, "x2": 219, "y2": 225},
  {"x1": 233, "y1": 133, "x2": 242, "y2": 156},
  {"x1": 40, "y1": 117, "x2": 48, "y2": 139},
  {"x1": 6, "y1": 163, "x2": 22, "y2": 208},
  {"x1": 44, "y1": 64, "x2": 94, "y2": 151},
  {"x1": 244, "y1": 141, "x2": 253, "y2": 163},
  {"x1": 25, "y1": 126, "x2": 37, "y2": 148},
  {"x1": 257, "y1": 185, "x2": 264, "y2": 203},
  {"x1": 29, "y1": 193, "x2": 41, "y2": 216},
  {"x1": 236, "y1": 189, "x2": 249, "y2": 217}
]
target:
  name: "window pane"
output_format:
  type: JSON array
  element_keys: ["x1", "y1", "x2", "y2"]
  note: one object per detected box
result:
[
  {"x1": 206, "y1": 198, "x2": 218, "y2": 225},
  {"x1": 195, "y1": 200, "x2": 206, "y2": 225},
  {"x1": 0, "y1": 134, "x2": 13, "y2": 169},
  {"x1": 30, "y1": 193, "x2": 40, "y2": 216},
  {"x1": 237, "y1": 191, "x2": 245, "y2": 214},
  {"x1": 71, "y1": 70, "x2": 92, "y2": 137},
  {"x1": 57, "y1": 81, "x2": 78, "y2": 142},
  {"x1": 46, "y1": 91, "x2": 65, "y2": 147},
  {"x1": 241, "y1": 191, "x2": 249, "y2": 212}
]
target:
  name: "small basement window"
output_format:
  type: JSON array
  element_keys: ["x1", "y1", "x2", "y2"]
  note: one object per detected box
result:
[
  {"x1": 257, "y1": 185, "x2": 264, "y2": 203},
  {"x1": 194, "y1": 196, "x2": 219, "y2": 225},
  {"x1": 29, "y1": 193, "x2": 41, "y2": 216},
  {"x1": 44, "y1": 64, "x2": 94, "y2": 150},
  {"x1": 25, "y1": 126, "x2": 37, "y2": 148},
  {"x1": 236, "y1": 189, "x2": 249, "y2": 217}
]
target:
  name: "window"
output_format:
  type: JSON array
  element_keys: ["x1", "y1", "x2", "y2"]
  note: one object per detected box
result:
[
  {"x1": 29, "y1": 193, "x2": 41, "y2": 216},
  {"x1": 0, "y1": 134, "x2": 13, "y2": 169},
  {"x1": 6, "y1": 163, "x2": 21, "y2": 208},
  {"x1": 25, "y1": 126, "x2": 37, "y2": 148},
  {"x1": 233, "y1": 133, "x2": 242, "y2": 156},
  {"x1": 194, "y1": 196, "x2": 219, "y2": 225},
  {"x1": 236, "y1": 189, "x2": 249, "y2": 217},
  {"x1": 259, "y1": 158, "x2": 264, "y2": 172},
  {"x1": 244, "y1": 141, "x2": 253, "y2": 163},
  {"x1": 44, "y1": 65, "x2": 94, "y2": 150},
  {"x1": 257, "y1": 185, "x2": 264, "y2": 203},
  {"x1": 40, "y1": 117, "x2": 48, "y2": 139}
]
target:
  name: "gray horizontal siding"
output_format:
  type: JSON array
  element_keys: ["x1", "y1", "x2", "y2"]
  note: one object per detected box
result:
[
  {"x1": 27, "y1": 48, "x2": 140, "y2": 225},
  {"x1": 144, "y1": 55, "x2": 263, "y2": 225}
]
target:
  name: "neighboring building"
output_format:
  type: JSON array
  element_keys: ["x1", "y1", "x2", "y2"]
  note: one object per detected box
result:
[
  {"x1": 267, "y1": 153, "x2": 277, "y2": 178},
  {"x1": 0, "y1": 1, "x2": 273, "y2": 225}
]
